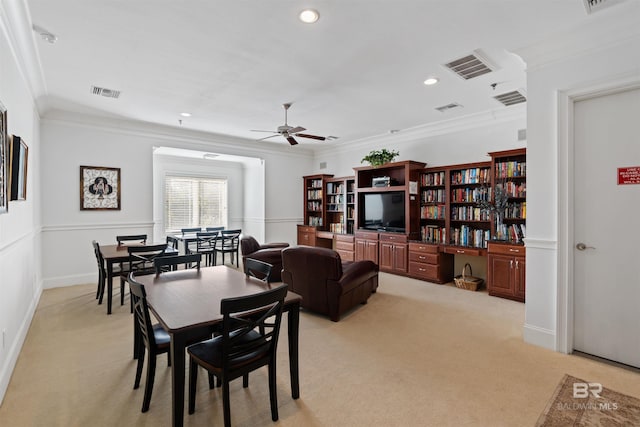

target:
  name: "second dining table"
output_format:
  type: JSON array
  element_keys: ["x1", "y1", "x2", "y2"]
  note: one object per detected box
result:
[{"x1": 134, "y1": 265, "x2": 302, "y2": 427}]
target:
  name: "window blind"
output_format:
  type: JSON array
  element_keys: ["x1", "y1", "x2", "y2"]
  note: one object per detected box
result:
[{"x1": 164, "y1": 175, "x2": 227, "y2": 232}]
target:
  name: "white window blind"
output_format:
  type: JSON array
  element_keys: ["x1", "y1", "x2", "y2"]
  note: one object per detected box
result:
[{"x1": 164, "y1": 175, "x2": 227, "y2": 232}]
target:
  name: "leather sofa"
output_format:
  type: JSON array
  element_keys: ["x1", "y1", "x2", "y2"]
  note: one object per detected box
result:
[
  {"x1": 240, "y1": 236, "x2": 289, "y2": 282},
  {"x1": 281, "y1": 246, "x2": 379, "y2": 321}
]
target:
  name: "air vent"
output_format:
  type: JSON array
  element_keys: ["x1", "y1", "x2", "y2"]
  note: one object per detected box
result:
[
  {"x1": 444, "y1": 52, "x2": 493, "y2": 80},
  {"x1": 435, "y1": 102, "x2": 463, "y2": 113},
  {"x1": 494, "y1": 90, "x2": 526, "y2": 106},
  {"x1": 91, "y1": 86, "x2": 121, "y2": 99},
  {"x1": 583, "y1": 0, "x2": 625, "y2": 14}
]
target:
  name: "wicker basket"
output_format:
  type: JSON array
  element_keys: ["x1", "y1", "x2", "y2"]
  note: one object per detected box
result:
[{"x1": 454, "y1": 263, "x2": 484, "y2": 291}]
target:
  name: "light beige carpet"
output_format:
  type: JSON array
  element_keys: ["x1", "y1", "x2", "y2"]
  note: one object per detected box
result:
[
  {"x1": 536, "y1": 374, "x2": 640, "y2": 426},
  {"x1": 1, "y1": 273, "x2": 640, "y2": 426}
]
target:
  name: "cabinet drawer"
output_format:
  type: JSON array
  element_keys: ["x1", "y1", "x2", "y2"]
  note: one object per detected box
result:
[
  {"x1": 336, "y1": 249, "x2": 355, "y2": 262},
  {"x1": 408, "y1": 262, "x2": 439, "y2": 280},
  {"x1": 335, "y1": 234, "x2": 354, "y2": 243},
  {"x1": 408, "y1": 242, "x2": 439, "y2": 254},
  {"x1": 336, "y1": 241, "x2": 355, "y2": 251},
  {"x1": 355, "y1": 231, "x2": 378, "y2": 240},
  {"x1": 488, "y1": 243, "x2": 525, "y2": 256},
  {"x1": 409, "y1": 252, "x2": 439, "y2": 264},
  {"x1": 443, "y1": 246, "x2": 485, "y2": 256},
  {"x1": 379, "y1": 233, "x2": 408, "y2": 243}
]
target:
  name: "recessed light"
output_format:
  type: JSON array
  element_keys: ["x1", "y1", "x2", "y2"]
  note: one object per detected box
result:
[
  {"x1": 423, "y1": 77, "x2": 439, "y2": 86},
  {"x1": 180, "y1": 112, "x2": 192, "y2": 117},
  {"x1": 299, "y1": 9, "x2": 320, "y2": 24}
]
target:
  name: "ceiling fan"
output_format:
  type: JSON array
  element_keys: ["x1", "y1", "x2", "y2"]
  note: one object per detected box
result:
[{"x1": 251, "y1": 103, "x2": 326, "y2": 145}]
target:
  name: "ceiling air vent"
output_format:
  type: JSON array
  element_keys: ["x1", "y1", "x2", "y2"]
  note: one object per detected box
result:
[
  {"x1": 494, "y1": 90, "x2": 526, "y2": 106},
  {"x1": 435, "y1": 102, "x2": 463, "y2": 113},
  {"x1": 583, "y1": 0, "x2": 626, "y2": 14},
  {"x1": 91, "y1": 86, "x2": 121, "y2": 99},
  {"x1": 444, "y1": 52, "x2": 494, "y2": 80}
]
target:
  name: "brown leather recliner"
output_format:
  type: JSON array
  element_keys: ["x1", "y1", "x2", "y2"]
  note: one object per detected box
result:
[
  {"x1": 240, "y1": 236, "x2": 290, "y2": 282},
  {"x1": 281, "y1": 246, "x2": 379, "y2": 322}
]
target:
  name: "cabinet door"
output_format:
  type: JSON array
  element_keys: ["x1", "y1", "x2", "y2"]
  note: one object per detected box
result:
[
  {"x1": 514, "y1": 256, "x2": 526, "y2": 300},
  {"x1": 488, "y1": 254, "x2": 515, "y2": 298},
  {"x1": 365, "y1": 241, "x2": 379, "y2": 264},
  {"x1": 393, "y1": 243, "x2": 407, "y2": 273},
  {"x1": 355, "y1": 239, "x2": 366, "y2": 261},
  {"x1": 379, "y1": 242, "x2": 394, "y2": 270}
]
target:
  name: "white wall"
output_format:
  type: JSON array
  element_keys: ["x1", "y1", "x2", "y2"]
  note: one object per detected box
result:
[
  {"x1": 39, "y1": 112, "x2": 313, "y2": 288},
  {"x1": 0, "y1": 3, "x2": 42, "y2": 404}
]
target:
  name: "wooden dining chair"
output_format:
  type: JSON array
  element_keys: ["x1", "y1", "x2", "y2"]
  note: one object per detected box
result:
[
  {"x1": 205, "y1": 226, "x2": 225, "y2": 232},
  {"x1": 166, "y1": 235, "x2": 179, "y2": 252},
  {"x1": 181, "y1": 228, "x2": 202, "y2": 253},
  {"x1": 196, "y1": 231, "x2": 218, "y2": 266},
  {"x1": 120, "y1": 244, "x2": 167, "y2": 307},
  {"x1": 187, "y1": 284, "x2": 289, "y2": 427},
  {"x1": 153, "y1": 253, "x2": 202, "y2": 275},
  {"x1": 116, "y1": 234, "x2": 148, "y2": 246},
  {"x1": 92, "y1": 240, "x2": 122, "y2": 303},
  {"x1": 244, "y1": 258, "x2": 273, "y2": 283},
  {"x1": 127, "y1": 274, "x2": 171, "y2": 413},
  {"x1": 213, "y1": 229, "x2": 241, "y2": 267}
]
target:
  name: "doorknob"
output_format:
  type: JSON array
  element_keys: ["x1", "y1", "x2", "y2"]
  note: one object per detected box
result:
[{"x1": 576, "y1": 243, "x2": 595, "y2": 251}]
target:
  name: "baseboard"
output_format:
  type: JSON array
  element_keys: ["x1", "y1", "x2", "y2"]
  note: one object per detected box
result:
[
  {"x1": 42, "y1": 273, "x2": 95, "y2": 289},
  {"x1": 0, "y1": 281, "x2": 42, "y2": 405},
  {"x1": 523, "y1": 323, "x2": 556, "y2": 351}
]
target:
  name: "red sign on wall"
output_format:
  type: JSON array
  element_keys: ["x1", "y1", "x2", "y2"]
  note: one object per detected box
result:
[{"x1": 618, "y1": 167, "x2": 640, "y2": 185}]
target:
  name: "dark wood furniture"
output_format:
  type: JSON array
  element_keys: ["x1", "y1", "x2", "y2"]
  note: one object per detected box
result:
[
  {"x1": 407, "y1": 242, "x2": 454, "y2": 283},
  {"x1": 487, "y1": 242, "x2": 526, "y2": 301},
  {"x1": 335, "y1": 234, "x2": 355, "y2": 262},
  {"x1": 243, "y1": 258, "x2": 273, "y2": 283},
  {"x1": 116, "y1": 234, "x2": 148, "y2": 246},
  {"x1": 379, "y1": 232, "x2": 408, "y2": 274},
  {"x1": 325, "y1": 176, "x2": 355, "y2": 235},
  {"x1": 187, "y1": 285, "x2": 289, "y2": 426},
  {"x1": 128, "y1": 275, "x2": 171, "y2": 413},
  {"x1": 134, "y1": 266, "x2": 302, "y2": 427},
  {"x1": 240, "y1": 236, "x2": 289, "y2": 282},
  {"x1": 354, "y1": 230, "x2": 379, "y2": 264},
  {"x1": 214, "y1": 229, "x2": 241, "y2": 267},
  {"x1": 195, "y1": 231, "x2": 218, "y2": 265},
  {"x1": 121, "y1": 244, "x2": 169, "y2": 306},
  {"x1": 153, "y1": 253, "x2": 202, "y2": 274}
]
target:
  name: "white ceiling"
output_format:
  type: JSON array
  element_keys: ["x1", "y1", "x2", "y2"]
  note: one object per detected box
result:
[{"x1": 22, "y1": 0, "x2": 629, "y2": 147}]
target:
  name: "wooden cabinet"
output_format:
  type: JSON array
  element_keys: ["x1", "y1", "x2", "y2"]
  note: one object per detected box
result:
[
  {"x1": 325, "y1": 176, "x2": 355, "y2": 235},
  {"x1": 489, "y1": 148, "x2": 526, "y2": 243},
  {"x1": 354, "y1": 231, "x2": 379, "y2": 263},
  {"x1": 303, "y1": 174, "x2": 333, "y2": 228},
  {"x1": 335, "y1": 234, "x2": 355, "y2": 262},
  {"x1": 379, "y1": 233, "x2": 407, "y2": 273},
  {"x1": 297, "y1": 225, "x2": 318, "y2": 246},
  {"x1": 408, "y1": 242, "x2": 454, "y2": 283},
  {"x1": 487, "y1": 243, "x2": 525, "y2": 302}
]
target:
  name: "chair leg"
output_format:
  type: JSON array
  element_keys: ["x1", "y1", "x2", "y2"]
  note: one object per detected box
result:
[
  {"x1": 167, "y1": 351, "x2": 171, "y2": 367},
  {"x1": 188, "y1": 358, "x2": 198, "y2": 414},
  {"x1": 243, "y1": 374, "x2": 249, "y2": 388},
  {"x1": 121, "y1": 277, "x2": 125, "y2": 306},
  {"x1": 141, "y1": 353, "x2": 157, "y2": 413},
  {"x1": 268, "y1": 362, "x2": 279, "y2": 421},
  {"x1": 134, "y1": 346, "x2": 145, "y2": 389},
  {"x1": 222, "y1": 379, "x2": 232, "y2": 427},
  {"x1": 208, "y1": 372, "x2": 216, "y2": 389}
]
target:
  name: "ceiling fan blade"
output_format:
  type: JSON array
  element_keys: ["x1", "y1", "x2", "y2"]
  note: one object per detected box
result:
[
  {"x1": 295, "y1": 133, "x2": 326, "y2": 141},
  {"x1": 288, "y1": 126, "x2": 306, "y2": 134},
  {"x1": 251, "y1": 129, "x2": 277, "y2": 133},
  {"x1": 286, "y1": 136, "x2": 299, "y2": 145},
  {"x1": 258, "y1": 134, "x2": 280, "y2": 141}
]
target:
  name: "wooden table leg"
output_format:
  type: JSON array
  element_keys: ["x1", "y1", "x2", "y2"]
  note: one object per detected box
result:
[
  {"x1": 287, "y1": 302, "x2": 300, "y2": 399},
  {"x1": 107, "y1": 260, "x2": 114, "y2": 315},
  {"x1": 170, "y1": 332, "x2": 187, "y2": 427}
]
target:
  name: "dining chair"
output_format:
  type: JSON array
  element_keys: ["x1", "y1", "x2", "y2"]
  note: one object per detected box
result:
[
  {"x1": 92, "y1": 240, "x2": 122, "y2": 303},
  {"x1": 120, "y1": 244, "x2": 167, "y2": 307},
  {"x1": 181, "y1": 227, "x2": 202, "y2": 234},
  {"x1": 187, "y1": 284, "x2": 289, "y2": 427},
  {"x1": 116, "y1": 234, "x2": 148, "y2": 246},
  {"x1": 181, "y1": 228, "x2": 202, "y2": 254},
  {"x1": 244, "y1": 258, "x2": 273, "y2": 283},
  {"x1": 213, "y1": 229, "x2": 241, "y2": 267},
  {"x1": 153, "y1": 253, "x2": 202, "y2": 275},
  {"x1": 166, "y1": 235, "x2": 180, "y2": 252},
  {"x1": 127, "y1": 274, "x2": 171, "y2": 413},
  {"x1": 196, "y1": 231, "x2": 218, "y2": 266},
  {"x1": 205, "y1": 226, "x2": 225, "y2": 232}
]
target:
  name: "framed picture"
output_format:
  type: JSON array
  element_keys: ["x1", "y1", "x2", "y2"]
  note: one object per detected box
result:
[
  {"x1": 80, "y1": 165, "x2": 121, "y2": 210},
  {"x1": 0, "y1": 102, "x2": 8, "y2": 214},
  {"x1": 9, "y1": 135, "x2": 28, "y2": 201}
]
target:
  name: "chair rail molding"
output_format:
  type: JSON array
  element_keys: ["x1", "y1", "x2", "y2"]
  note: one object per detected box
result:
[{"x1": 41, "y1": 222, "x2": 155, "y2": 233}]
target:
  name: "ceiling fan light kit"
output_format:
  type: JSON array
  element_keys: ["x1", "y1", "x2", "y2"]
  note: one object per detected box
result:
[
  {"x1": 251, "y1": 103, "x2": 328, "y2": 146},
  {"x1": 299, "y1": 9, "x2": 320, "y2": 23}
]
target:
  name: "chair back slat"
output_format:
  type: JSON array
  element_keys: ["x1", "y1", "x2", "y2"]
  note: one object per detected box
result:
[
  {"x1": 128, "y1": 274, "x2": 157, "y2": 350},
  {"x1": 154, "y1": 253, "x2": 202, "y2": 275},
  {"x1": 244, "y1": 258, "x2": 273, "y2": 283},
  {"x1": 116, "y1": 234, "x2": 148, "y2": 246},
  {"x1": 181, "y1": 227, "x2": 202, "y2": 235},
  {"x1": 128, "y1": 244, "x2": 168, "y2": 274},
  {"x1": 205, "y1": 226, "x2": 225, "y2": 232}
]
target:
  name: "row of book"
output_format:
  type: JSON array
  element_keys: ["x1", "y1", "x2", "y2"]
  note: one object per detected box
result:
[
  {"x1": 421, "y1": 225, "x2": 447, "y2": 244},
  {"x1": 450, "y1": 226, "x2": 490, "y2": 248},
  {"x1": 495, "y1": 161, "x2": 526, "y2": 178},
  {"x1": 504, "y1": 202, "x2": 526, "y2": 219},
  {"x1": 421, "y1": 171, "x2": 446, "y2": 186},
  {"x1": 421, "y1": 205, "x2": 446, "y2": 219},
  {"x1": 326, "y1": 182, "x2": 345, "y2": 194},
  {"x1": 326, "y1": 204, "x2": 344, "y2": 212},
  {"x1": 421, "y1": 189, "x2": 446, "y2": 203},
  {"x1": 451, "y1": 168, "x2": 491, "y2": 185},
  {"x1": 451, "y1": 206, "x2": 490, "y2": 221},
  {"x1": 451, "y1": 187, "x2": 491, "y2": 203},
  {"x1": 497, "y1": 181, "x2": 526, "y2": 198},
  {"x1": 308, "y1": 179, "x2": 323, "y2": 189},
  {"x1": 307, "y1": 189, "x2": 322, "y2": 200},
  {"x1": 327, "y1": 194, "x2": 344, "y2": 204},
  {"x1": 307, "y1": 201, "x2": 321, "y2": 211},
  {"x1": 495, "y1": 223, "x2": 526, "y2": 243},
  {"x1": 308, "y1": 216, "x2": 322, "y2": 226}
]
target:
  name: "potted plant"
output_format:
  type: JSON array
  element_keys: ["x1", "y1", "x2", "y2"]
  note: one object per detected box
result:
[{"x1": 361, "y1": 149, "x2": 399, "y2": 167}]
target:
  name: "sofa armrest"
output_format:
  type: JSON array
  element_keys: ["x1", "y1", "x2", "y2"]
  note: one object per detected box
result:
[
  {"x1": 336, "y1": 260, "x2": 378, "y2": 294},
  {"x1": 260, "y1": 243, "x2": 290, "y2": 250}
]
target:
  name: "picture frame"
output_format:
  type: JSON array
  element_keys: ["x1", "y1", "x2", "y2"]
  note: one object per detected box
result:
[
  {"x1": 0, "y1": 102, "x2": 8, "y2": 214},
  {"x1": 80, "y1": 165, "x2": 121, "y2": 210},
  {"x1": 9, "y1": 135, "x2": 28, "y2": 201}
]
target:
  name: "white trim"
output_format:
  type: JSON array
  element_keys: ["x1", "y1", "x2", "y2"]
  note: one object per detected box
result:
[
  {"x1": 0, "y1": 230, "x2": 34, "y2": 252},
  {"x1": 557, "y1": 74, "x2": 640, "y2": 355},
  {"x1": 264, "y1": 217, "x2": 302, "y2": 224},
  {"x1": 522, "y1": 238, "x2": 556, "y2": 250},
  {"x1": 41, "y1": 222, "x2": 154, "y2": 232},
  {"x1": 0, "y1": 281, "x2": 41, "y2": 404},
  {"x1": 523, "y1": 323, "x2": 556, "y2": 350},
  {"x1": 42, "y1": 273, "x2": 95, "y2": 289}
]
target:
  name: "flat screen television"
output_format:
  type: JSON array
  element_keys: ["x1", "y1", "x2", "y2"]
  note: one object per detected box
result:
[{"x1": 361, "y1": 191, "x2": 405, "y2": 233}]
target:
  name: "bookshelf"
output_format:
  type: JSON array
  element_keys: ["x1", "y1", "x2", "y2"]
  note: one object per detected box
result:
[
  {"x1": 419, "y1": 168, "x2": 447, "y2": 245},
  {"x1": 325, "y1": 176, "x2": 355, "y2": 234},
  {"x1": 303, "y1": 174, "x2": 333, "y2": 227}
]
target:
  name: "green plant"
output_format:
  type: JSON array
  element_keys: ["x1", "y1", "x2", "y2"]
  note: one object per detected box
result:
[{"x1": 361, "y1": 149, "x2": 399, "y2": 167}]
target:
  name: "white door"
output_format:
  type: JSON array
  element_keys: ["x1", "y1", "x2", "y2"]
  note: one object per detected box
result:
[{"x1": 573, "y1": 87, "x2": 640, "y2": 367}]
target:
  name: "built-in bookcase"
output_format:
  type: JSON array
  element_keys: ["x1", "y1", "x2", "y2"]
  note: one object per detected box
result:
[
  {"x1": 325, "y1": 176, "x2": 355, "y2": 234},
  {"x1": 419, "y1": 168, "x2": 447, "y2": 244},
  {"x1": 303, "y1": 174, "x2": 333, "y2": 227},
  {"x1": 490, "y1": 148, "x2": 526, "y2": 243}
]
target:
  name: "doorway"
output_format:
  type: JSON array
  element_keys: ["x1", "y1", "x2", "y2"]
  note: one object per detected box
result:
[{"x1": 572, "y1": 87, "x2": 640, "y2": 367}]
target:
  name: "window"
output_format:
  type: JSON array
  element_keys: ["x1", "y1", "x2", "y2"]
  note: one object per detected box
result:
[{"x1": 164, "y1": 175, "x2": 227, "y2": 232}]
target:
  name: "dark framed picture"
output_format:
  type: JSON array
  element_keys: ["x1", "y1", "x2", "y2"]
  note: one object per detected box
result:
[
  {"x1": 0, "y1": 101, "x2": 8, "y2": 214},
  {"x1": 9, "y1": 135, "x2": 28, "y2": 201},
  {"x1": 80, "y1": 165, "x2": 121, "y2": 210}
]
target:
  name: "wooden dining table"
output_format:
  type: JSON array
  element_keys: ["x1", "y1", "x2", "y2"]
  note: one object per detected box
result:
[
  {"x1": 134, "y1": 266, "x2": 302, "y2": 427},
  {"x1": 99, "y1": 243, "x2": 177, "y2": 315}
]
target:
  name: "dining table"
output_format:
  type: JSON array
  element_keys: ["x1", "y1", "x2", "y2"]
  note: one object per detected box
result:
[
  {"x1": 134, "y1": 265, "x2": 302, "y2": 427},
  {"x1": 99, "y1": 243, "x2": 177, "y2": 315}
]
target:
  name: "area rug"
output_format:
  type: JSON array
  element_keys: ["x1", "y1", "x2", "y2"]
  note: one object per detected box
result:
[{"x1": 536, "y1": 374, "x2": 640, "y2": 426}]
